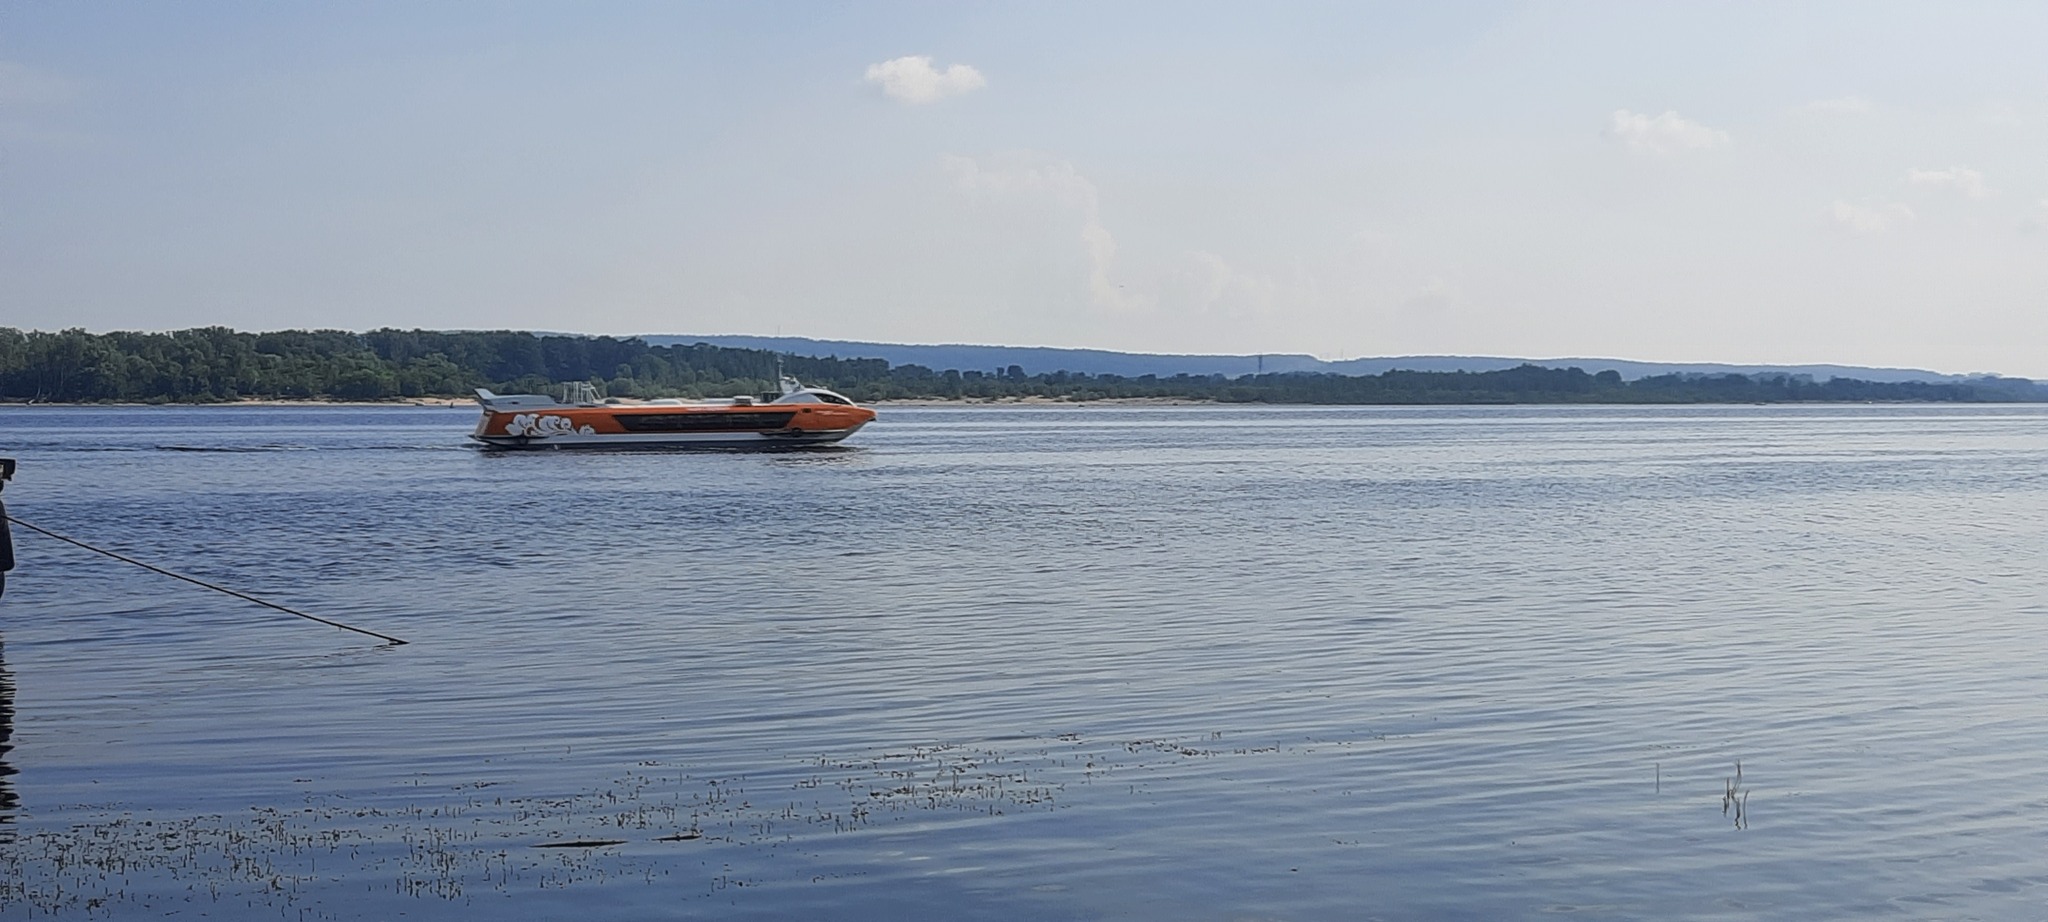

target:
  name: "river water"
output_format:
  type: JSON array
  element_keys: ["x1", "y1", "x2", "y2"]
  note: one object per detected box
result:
[{"x1": 3, "y1": 404, "x2": 2047, "y2": 919}]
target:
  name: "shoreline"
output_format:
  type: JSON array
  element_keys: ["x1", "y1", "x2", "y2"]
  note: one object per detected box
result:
[
  {"x1": 0, "y1": 396, "x2": 2037, "y2": 409},
  {"x1": 869, "y1": 396, "x2": 1216, "y2": 406},
  {"x1": 0, "y1": 395, "x2": 1217, "y2": 408},
  {"x1": 0, "y1": 397, "x2": 480, "y2": 408}
]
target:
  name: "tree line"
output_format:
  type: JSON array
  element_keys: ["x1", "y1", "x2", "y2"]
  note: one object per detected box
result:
[{"x1": 1, "y1": 327, "x2": 2039, "y2": 405}]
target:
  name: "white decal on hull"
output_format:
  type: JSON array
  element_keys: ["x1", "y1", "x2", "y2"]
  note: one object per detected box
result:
[{"x1": 506, "y1": 414, "x2": 597, "y2": 437}]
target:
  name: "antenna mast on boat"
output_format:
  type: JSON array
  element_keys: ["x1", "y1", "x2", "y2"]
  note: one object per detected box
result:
[{"x1": 776, "y1": 354, "x2": 800, "y2": 396}]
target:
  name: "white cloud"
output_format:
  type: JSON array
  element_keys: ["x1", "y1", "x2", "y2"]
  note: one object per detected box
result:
[
  {"x1": 942, "y1": 152, "x2": 1095, "y2": 208},
  {"x1": 1972, "y1": 101, "x2": 2026, "y2": 127},
  {"x1": 1908, "y1": 166, "x2": 1990, "y2": 199},
  {"x1": 864, "y1": 56, "x2": 985, "y2": 105},
  {"x1": 1802, "y1": 96, "x2": 1874, "y2": 115},
  {"x1": 1402, "y1": 277, "x2": 1458, "y2": 313},
  {"x1": 1608, "y1": 109, "x2": 1730, "y2": 154},
  {"x1": 941, "y1": 152, "x2": 1139, "y2": 312},
  {"x1": 1163, "y1": 251, "x2": 1277, "y2": 319},
  {"x1": 1832, "y1": 200, "x2": 1914, "y2": 234}
]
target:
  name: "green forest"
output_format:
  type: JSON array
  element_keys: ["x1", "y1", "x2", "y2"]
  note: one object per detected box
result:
[{"x1": 1, "y1": 326, "x2": 2039, "y2": 405}]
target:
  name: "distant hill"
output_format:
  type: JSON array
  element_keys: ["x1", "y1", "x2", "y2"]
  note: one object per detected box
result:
[
  {"x1": 640, "y1": 335, "x2": 1319, "y2": 377},
  {"x1": 642, "y1": 335, "x2": 1994, "y2": 385}
]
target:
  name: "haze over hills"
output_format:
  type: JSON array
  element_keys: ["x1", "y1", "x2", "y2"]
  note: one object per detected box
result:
[{"x1": 642, "y1": 335, "x2": 2011, "y2": 385}]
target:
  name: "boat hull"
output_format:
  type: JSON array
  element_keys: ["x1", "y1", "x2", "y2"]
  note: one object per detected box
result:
[
  {"x1": 469, "y1": 399, "x2": 875, "y2": 451},
  {"x1": 472, "y1": 424, "x2": 867, "y2": 451}
]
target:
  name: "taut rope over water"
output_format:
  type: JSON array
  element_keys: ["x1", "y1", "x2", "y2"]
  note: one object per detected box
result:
[{"x1": 2, "y1": 512, "x2": 408, "y2": 646}]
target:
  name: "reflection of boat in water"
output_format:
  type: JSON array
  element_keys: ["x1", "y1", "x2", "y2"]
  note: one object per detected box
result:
[{"x1": 471, "y1": 377, "x2": 876, "y2": 450}]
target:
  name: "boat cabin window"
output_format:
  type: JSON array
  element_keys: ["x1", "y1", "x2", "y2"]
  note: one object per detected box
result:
[{"x1": 811, "y1": 391, "x2": 853, "y2": 405}]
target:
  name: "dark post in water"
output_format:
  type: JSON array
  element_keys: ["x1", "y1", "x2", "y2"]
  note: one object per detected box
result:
[{"x1": 0, "y1": 458, "x2": 14, "y2": 599}]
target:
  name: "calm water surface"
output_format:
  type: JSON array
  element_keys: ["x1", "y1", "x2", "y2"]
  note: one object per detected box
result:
[{"x1": 3, "y1": 404, "x2": 2048, "y2": 919}]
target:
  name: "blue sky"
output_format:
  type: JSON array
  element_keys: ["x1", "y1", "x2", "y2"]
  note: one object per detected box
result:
[{"x1": 6, "y1": 2, "x2": 2048, "y2": 373}]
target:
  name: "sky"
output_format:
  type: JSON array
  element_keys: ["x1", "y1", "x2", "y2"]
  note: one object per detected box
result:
[{"x1": 5, "y1": 2, "x2": 2048, "y2": 374}]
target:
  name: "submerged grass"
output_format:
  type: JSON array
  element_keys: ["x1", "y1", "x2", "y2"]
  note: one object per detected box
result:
[
  {"x1": 0, "y1": 730, "x2": 1380, "y2": 916},
  {"x1": 4, "y1": 732, "x2": 1747, "y2": 916}
]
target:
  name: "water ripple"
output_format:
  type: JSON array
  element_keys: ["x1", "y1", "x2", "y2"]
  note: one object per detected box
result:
[{"x1": 5, "y1": 404, "x2": 2048, "y2": 918}]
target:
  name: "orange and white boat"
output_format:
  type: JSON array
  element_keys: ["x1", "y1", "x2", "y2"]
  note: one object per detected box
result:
[{"x1": 470, "y1": 378, "x2": 875, "y2": 450}]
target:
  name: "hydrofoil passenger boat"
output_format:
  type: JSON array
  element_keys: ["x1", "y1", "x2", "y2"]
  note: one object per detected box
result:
[{"x1": 471, "y1": 377, "x2": 874, "y2": 450}]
